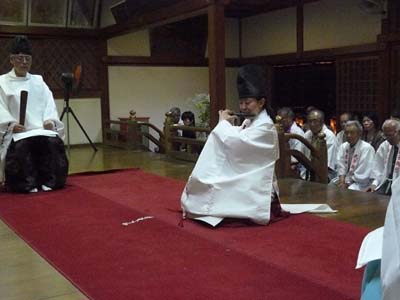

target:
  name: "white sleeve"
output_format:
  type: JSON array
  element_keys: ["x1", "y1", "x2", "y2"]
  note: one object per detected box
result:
[{"x1": 371, "y1": 144, "x2": 387, "y2": 187}]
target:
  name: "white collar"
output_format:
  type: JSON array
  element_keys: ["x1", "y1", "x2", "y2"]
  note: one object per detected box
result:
[{"x1": 7, "y1": 69, "x2": 31, "y2": 81}]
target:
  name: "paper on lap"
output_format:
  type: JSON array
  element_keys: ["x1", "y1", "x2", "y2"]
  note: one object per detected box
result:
[
  {"x1": 13, "y1": 128, "x2": 57, "y2": 142},
  {"x1": 281, "y1": 204, "x2": 338, "y2": 214},
  {"x1": 356, "y1": 227, "x2": 383, "y2": 269}
]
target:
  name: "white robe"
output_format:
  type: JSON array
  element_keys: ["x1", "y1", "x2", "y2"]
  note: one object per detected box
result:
[
  {"x1": 356, "y1": 176, "x2": 400, "y2": 300},
  {"x1": 381, "y1": 176, "x2": 400, "y2": 300},
  {"x1": 288, "y1": 121, "x2": 305, "y2": 163},
  {"x1": 371, "y1": 141, "x2": 400, "y2": 189},
  {"x1": 304, "y1": 125, "x2": 338, "y2": 171},
  {"x1": 336, "y1": 140, "x2": 375, "y2": 191},
  {"x1": 181, "y1": 110, "x2": 278, "y2": 226},
  {"x1": 336, "y1": 130, "x2": 346, "y2": 149},
  {"x1": 0, "y1": 69, "x2": 64, "y2": 182}
]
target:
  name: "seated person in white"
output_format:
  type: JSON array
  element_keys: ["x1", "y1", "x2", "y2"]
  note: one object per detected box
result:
[
  {"x1": 336, "y1": 112, "x2": 353, "y2": 148},
  {"x1": 0, "y1": 36, "x2": 68, "y2": 193},
  {"x1": 334, "y1": 120, "x2": 375, "y2": 191},
  {"x1": 277, "y1": 106, "x2": 305, "y2": 170},
  {"x1": 181, "y1": 64, "x2": 288, "y2": 227},
  {"x1": 304, "y1": 109, "x2": 338, "y2": 181},
  {"x1": 356, "y1": 175, "x2": 400, "y2": 300},
  {"x1": 366, "y1": 119, "x2": 400, "y2": 196}
]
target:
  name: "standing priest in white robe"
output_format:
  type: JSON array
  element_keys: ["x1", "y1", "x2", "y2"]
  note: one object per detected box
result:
[
  {"x1": 181, "y1": 64, "x2": 288, "y2": 227},
  {"x1": 366, "y1": 119, "x2": 400, "y2": 195},
  {"x1": 0, "y1": 35, "x2": 68, "y2": 193}
]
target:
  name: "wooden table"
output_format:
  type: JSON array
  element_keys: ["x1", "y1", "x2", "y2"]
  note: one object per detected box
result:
[{"x1": 278, "y1": 178, "x2": 390, "y2": 228}]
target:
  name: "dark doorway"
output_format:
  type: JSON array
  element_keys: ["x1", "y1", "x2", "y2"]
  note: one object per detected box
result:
[{"x1": 272, "y1": 62, "x2": 336, "y2": 120}]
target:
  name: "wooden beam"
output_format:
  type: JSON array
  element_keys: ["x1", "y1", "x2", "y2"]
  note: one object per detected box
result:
[
  {"x1": 103, "y1": 55, "x2": 241, "y2": 67},
  {"x1": 103, "y1": 56, "x2": 207, "y2": 66},
  {"x1": 101, "y1": 0, "x2": 213, "y2": 39},
  {"x1": 226, "y1": 0, "x2": 319, "y2": 18},
  {"x1": 0, "y1": 25, "x2": 99, "y2": 38},
  {"x1": 103, "y1": 43, "x2": 380, "y2": 69},
  {"x1": 238, "y1": 18, "x2": 242, "y2": 58},
  {"x1": 238, "y1": 43, "x2": 381, "y2": 65},
  {"x1": 53, "y1": 90, "x2": 101, "y2": 99},
  {"x1": 208, "y1": 2, "x2": 226, "y2": 128},
  {"x1": 378, "y1": 31, "x2": 400, "y2": 43}
]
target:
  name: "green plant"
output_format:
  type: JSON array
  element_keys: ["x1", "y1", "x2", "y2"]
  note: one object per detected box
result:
[{"x1": 189, "y1": 93, "x2": 210, "y2": 128}]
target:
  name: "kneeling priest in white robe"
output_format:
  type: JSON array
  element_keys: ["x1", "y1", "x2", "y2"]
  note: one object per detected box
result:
[{"x1": 181, "y1": 65, "x2": 288, "y2": 227}]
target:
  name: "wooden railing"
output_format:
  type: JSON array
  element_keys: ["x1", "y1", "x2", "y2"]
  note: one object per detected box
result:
[
  {"x1": 275, "y1": 117, "x2": 328, "y2": 184},
  {"x1": 103, "y1": 114, "x2": 328, "y2": 184},
  {"x1": 163, "y1": 112, "x2": 211, "y2": 162},
  {"x1": 163, "y1": 114, "x2": 328, "y2": 183},
  {"x1": 103, "y1": 119, "x2": 165, "y2": 152}
]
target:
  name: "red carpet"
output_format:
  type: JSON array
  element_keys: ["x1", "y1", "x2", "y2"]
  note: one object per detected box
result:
[{"x1": 0, "y1": 169, "x2": 369, "y2": 300}]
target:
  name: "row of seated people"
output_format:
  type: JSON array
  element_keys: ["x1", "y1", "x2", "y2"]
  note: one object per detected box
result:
[{"x1": 278, "y1": 107, "x2": 400, "y2": 196}]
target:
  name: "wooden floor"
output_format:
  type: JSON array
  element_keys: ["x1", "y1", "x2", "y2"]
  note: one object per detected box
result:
[{"x1": 0, "y1": 145, "x2": 390, "y2": 300}]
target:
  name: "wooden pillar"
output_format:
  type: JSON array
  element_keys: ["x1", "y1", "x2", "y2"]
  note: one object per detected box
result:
[
  {"x1": 296, "y1": 0, "x2": 304, "y2": 57},
  {"x1": 208, "y1": 2, "x2": 226, "y2": 128},
  {"x1": 388, "y1": 0, "x2": 400, "y2": 33},
  {"x1": 100, "y1": 39, "x2": 110, "y2": 142}
]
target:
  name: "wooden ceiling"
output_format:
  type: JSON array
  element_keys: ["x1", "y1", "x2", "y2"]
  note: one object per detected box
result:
[
  {"x1": 103, "y1": 0, "x2": 321, "y2": 38},
  {"x1": 119, "y1": 0, "x2": 320, "y2": 20}
]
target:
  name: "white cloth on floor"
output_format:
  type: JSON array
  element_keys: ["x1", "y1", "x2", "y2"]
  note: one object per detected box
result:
[{"x1": 281, "y1": 203, "x2": 337, "y2": 214}]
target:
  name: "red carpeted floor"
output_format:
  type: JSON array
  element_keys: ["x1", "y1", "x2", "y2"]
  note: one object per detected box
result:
[{"x1": 0, "y1": 169, "x2": 369, "y2": 300}]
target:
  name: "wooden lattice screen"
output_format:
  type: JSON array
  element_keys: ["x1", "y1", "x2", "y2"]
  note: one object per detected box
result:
[
  {"x1": 336, "y1": 56, "x2": 379, "y2": 114},
  {"x1": 0, "y1": 36, "x2": 103, "y2": 98},
  {"x1": 391, "y1": 45, "x2": 400, "y2": 110}
]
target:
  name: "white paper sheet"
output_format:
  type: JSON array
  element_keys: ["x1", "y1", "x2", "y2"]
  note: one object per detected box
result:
[
  {"x1": 13, "y1": 128, "x2": 57, "y2": 142},
  {"x1": 281, "y1": 204, "x2": 338, "y2": 214}
]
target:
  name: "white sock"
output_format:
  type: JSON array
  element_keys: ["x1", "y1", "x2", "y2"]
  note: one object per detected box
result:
[
  {"x1": 41, "y1": 185, "x2": 52, "y2": 192},
  {"x1": 29, "y1": 188, "x2": 38, "y2": 193}
]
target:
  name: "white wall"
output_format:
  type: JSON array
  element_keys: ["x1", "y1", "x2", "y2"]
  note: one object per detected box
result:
[
  {"x1": 226, "y1": 67, "x2": 239, "y2": 110},
  {"x1": 108, "y1": 66, "x2": 238, "y2": 147},
  {"x1": 108, "y1": 67, "x2": 209, "y2": 143},
  {"x1": 304, "y1": 0, "x2": 382, "y2": 50},
  {"x1": 55, "y1": 98, "x2": 102, "y2": 145},
  {"x1": 225, "y1": 18, "x2": 240, "y2": 58},
  {"x1": 241, "y1": 7, "x2": 297, "y2": 57},
  {"x1": 240, "y1": 0, "x2": 382, "y2": 57},
  {"x1": 107, "y1": 30, "x2": 151, "y2": 56}
]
